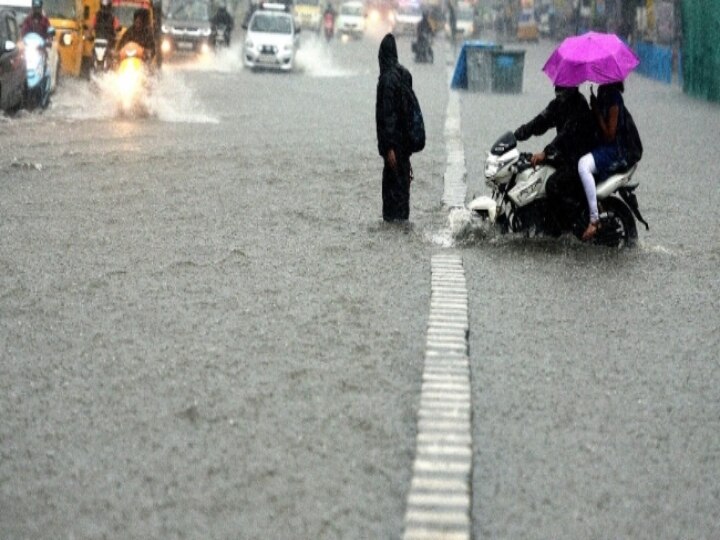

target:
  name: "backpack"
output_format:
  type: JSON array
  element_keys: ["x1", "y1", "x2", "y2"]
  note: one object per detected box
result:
[
  {"x1": 399, "y1": 78, "x2": 426, "y2": 154},
  {"x1": 621, "y1": 106, "x2": 643, "y2": 166}
]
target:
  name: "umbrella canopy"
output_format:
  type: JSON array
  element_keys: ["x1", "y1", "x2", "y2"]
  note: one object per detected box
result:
[{"x1": 542, "y1": 31, "x2": 640, "y2": 87}]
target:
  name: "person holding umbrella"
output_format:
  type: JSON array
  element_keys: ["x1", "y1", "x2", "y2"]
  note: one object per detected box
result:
[
  {"x1": 542, "y1": 31, "x2": 640, "y2": 241},
  {"x1": 577, "y1": 82, "x2": 629, "y2": 240}
]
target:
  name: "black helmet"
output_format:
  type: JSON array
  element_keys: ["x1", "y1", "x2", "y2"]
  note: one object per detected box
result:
[{"x1": 31, "y1": 0, "x2": 42, "y2": 8}]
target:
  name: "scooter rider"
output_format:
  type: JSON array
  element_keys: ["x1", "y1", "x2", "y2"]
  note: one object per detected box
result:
[
  {"x1": 117, "y1": 8, "x2": 156, "y2": 61},
  {"x1": 513, "y1": 85, "x2": 596, "y2": 230},
  {"x1": 416, "y1": 10, "x2": 433, "y2": 58},
  {"x1": 20, "y1": 0, "x2": 52, "y2": 40},
  {"x1": 211, "y1": 3, "x2": 234, "y2": 45},
  {"x1": 91, "y1": 0, "x2": 121, "y2": 48}
]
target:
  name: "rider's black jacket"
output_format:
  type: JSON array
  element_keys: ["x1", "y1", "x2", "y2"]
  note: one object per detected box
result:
[
  {"x1": 514, "y1": 89, "x2": 596, "y2": 167},
  {"x1": 211, "y1": 7, "x2": 234, "y2": 30},
  {"x1": 118, "y1": 23, "x2": 155, "y2": 55},
  {"x1": 95, "y1": 9, "x2": 117, "y2": 43},
  {"x1": 417, "y1": 15, "x2": 432, "y2": 42}
]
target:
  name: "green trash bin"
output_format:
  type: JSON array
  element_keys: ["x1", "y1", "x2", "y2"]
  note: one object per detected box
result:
[
  {"x1": 490, "y1": 49, "x2": 525, "y2": 93},
  {"x1": 466, "y1": 43, "x2": 502, "y2": 92}
]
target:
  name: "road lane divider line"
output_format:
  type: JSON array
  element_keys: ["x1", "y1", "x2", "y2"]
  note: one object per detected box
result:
[{"x1": 403, "y1": 254, "x2": 472, "y2": 540}]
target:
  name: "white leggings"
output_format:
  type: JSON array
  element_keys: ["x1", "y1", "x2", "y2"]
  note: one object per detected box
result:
[{"x1": 578, "y1": 153, "x2": 599, "y2": 222}]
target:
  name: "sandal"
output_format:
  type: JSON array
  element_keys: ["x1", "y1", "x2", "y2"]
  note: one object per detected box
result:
[{"x1": 581, "y1": 220, "x2": 600, "y2": 242}]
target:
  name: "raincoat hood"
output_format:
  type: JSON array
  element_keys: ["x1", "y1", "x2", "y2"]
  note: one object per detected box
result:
[{"x1": 378, "y1": 33, "x2": 398, "y2": 73}]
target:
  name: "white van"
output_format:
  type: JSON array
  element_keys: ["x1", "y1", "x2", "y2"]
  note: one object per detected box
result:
[{"x1": 336, "y1": 0, "x2": 364, "y2": 38}]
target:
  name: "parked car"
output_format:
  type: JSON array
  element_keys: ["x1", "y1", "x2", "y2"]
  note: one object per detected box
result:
[
  {"x1": 0, "y1": 7, "x2": 25, "y2": 112},
  {"x1": 242, "y1": 5, "x2": 299, "y2": 71},
  {"x1": 393, "y1": 1, "x2": 420, "y2": 36},
  {"x1": 161, "y1": 0, "x2": 215, "y2": 57},
  {"x1": 336, "y1": 0, "x2": 364, "y2": 39}
]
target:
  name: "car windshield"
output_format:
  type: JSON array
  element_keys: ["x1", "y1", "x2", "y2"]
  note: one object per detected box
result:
[
  {"x1": 168, "y1": 0, "x2": 209, "y2": 21},
  {"x1": 340, "y1": 4, "x2": 362, "y2": 16},
  {"x1": 250, "y1": 12, "x2": 292, "y2": 33},
  {"x1": 43, "y1": 0, "x2": 75, "y2": 18}
]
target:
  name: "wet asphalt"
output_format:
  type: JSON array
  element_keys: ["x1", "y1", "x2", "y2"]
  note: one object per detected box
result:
[{"x1": 1, "y1": 29, "x2": 719, "y2": 539}]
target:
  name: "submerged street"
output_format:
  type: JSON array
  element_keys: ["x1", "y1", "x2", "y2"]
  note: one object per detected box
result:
[{"x1": 1, "y1": 30, "x2": 719, "y2": 539}]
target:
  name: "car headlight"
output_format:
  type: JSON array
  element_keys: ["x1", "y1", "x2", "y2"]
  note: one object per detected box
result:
[
  {"x1": 161, "y1": 24, "x2": 169, "y2": 33},
  {"x1": 201, "y1": 28, "x2": 212, "y2": 36},
  {"x1": 283, "y1": 43, "x2": 293, "y2": 51},
  {"x1": 245, "y1": 39, "x2": 253, "y2": 49},
  {"x1": 61, "y1": 32, "x2": 73, "y2": 46}
]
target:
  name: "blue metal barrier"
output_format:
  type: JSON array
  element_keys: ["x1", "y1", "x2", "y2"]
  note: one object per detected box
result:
[{"x1": 634, "y1": 41, "x2": 673, "y2": 84}]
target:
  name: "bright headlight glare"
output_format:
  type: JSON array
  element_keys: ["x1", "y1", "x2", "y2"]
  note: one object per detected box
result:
[
  {"x1": 25, "y1": 47, "x2": 41, "y2": 64},
  {"x1": 62, "y1": 33, "x2": 73, "y2": 46}
]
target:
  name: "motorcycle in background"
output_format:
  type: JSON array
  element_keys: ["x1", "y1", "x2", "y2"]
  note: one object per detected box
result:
[
  {"x1": 214, "y1": 24, "x2": 231, "y2": 47},
  {"x1": 412, "y1": 33, "x2": 433, "y2": 63},
  {"x1": 22, "y1": 30, "x2": 54, "y2": 110},
  {"x1": 468, "y1": 131, "x2": 648, "y2": 248},
  {"x1": 92, "y1": 37, "x2": 113, "y2": 73},
  {"x1": 323, "y1": 11, "x2": 334, "y2": 41}
]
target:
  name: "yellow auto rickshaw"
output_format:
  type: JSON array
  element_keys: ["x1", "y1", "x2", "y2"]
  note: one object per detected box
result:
[{"x1": 46, "y1": 0, "x2": 99, "y2": 76}]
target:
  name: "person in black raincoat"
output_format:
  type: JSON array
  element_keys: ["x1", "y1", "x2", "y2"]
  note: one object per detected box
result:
[
  {"x1": 375, "y1": 33, "x2": 413, "y2": 222},
  {"x1": 513, "y1": 85, "x2": 596, "y2": 230}
]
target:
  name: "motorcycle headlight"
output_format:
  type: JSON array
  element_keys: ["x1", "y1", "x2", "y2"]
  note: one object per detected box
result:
[
  {"x1": 484, "y1": 162, "x2": 499, "y2": 178},
  {"x1": 25, "y1": 46, "x2": 41, "y2": 64},
  {"x1": 62, "y1": 32, "x2": 73, "y2": 46}
]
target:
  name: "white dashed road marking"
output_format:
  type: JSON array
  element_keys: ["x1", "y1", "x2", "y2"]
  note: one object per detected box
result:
[{"x1": 403, "y1": 254, "x2": 472, "y2": 540}]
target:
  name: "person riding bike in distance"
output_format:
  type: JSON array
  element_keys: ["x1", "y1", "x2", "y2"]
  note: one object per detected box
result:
[
  {"x1": 20, "y1": 0, "x2": 52, "y2": 40},
  {"x1": 513, "y1": 85, "x2": 596, "y2": 234},
  {"x1": 211, "y1": 2, "x2": 234, "y2": 45},
  {"x1": 117, "y1": 8, "x2": 156, "y2": 62},
  {"x1": 91, "y1": 0, "x2": 121, "y2": 49}
]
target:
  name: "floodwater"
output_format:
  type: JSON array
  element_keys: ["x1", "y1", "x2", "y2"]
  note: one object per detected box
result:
[{"x1": 1, "y1": 28, "x2": 719, "y2": 539}]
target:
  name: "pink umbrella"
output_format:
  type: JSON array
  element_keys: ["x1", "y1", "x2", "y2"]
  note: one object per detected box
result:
[{"x1": 542, "y1": 31, "x2": 640, "y2": 87}]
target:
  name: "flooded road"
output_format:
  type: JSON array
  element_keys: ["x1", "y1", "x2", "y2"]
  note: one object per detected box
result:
[{"x1": 1, "y1": 30, "x2": 719, "y2": 539}]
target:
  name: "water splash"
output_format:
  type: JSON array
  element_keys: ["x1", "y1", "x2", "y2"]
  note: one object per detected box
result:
[
  {"x1": 49, "y1": 70, "x2": 218, "y2": 123},
  {"x1": 163, "y1": 46, "x2": 245, "y2": 73},
  {"x1": 431, "y1": 207, "x2": 495, "y2": 247},
  {"x1": 295, "y1": 36, "x2": 357, "y2": 77}
]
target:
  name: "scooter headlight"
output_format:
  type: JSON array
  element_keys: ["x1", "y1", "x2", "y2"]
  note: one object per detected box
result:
[{"x1": 25, "y1": 45, "x2": 41, "y2": 65}]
